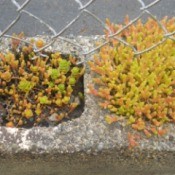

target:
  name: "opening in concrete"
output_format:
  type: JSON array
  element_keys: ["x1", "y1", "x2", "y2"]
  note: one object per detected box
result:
[{"x1": 0, "y1": 39, "x2": 84, "y2": 128}]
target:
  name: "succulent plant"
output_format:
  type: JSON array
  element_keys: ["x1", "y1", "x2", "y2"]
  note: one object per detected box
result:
[
  {"x1": 68, "y1": 77, "x2": 76, "y2": 85},
  {"x1": 35, "y1": 39, "x2": 45, "y2": 48},
  {"x1": 0, "y1": 37, "x2": 84, "y2": 127},
  {"x1": 23, "y1": 109, "x2": 33, "y2": 119},
  {"x1": 71, "y1": 67, "x2": 80, "y2": 77},
  {"x1": 89, "y1": 17, "x2": 175, "y2": 137},
  {"x1": 38, "y1": 96, "x2": 51, "y2": 105},
  {"x1": 48, "y1": 68, "x2": 60, "y2": 80},
  {"x1": 59, "y1": 59, "x2": 71, "y2": 74},
  {"x1": 18, "y1": 79, "x2": 34, "y2": 93},
  {"x1": 1, "y1": 71, "x2": 12, "y2": 82},
  {"x1": 57, "y1": 84, "x2": 65, "y2": 93}
]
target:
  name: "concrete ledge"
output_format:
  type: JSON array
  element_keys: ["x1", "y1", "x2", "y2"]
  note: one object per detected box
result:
[
  {"x1": 1, "y1": 150, "x2": 175, "y2": 175},
  {"x1": 0, "y1": 36, "x2": 175, "y2": 175}
]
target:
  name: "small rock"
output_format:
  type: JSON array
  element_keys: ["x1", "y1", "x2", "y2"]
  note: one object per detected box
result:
[
  {"x1": 97, "y1": 142, "x2": 104, "y2": 151},
  {"x1": 48, "y1": 113, "x2": 58, "y2": 122}
]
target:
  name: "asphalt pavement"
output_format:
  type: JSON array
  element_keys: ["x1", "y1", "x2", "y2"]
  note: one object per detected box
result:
[{"x1": 0, "y1": 0, "x2": 174, "y2": 36}]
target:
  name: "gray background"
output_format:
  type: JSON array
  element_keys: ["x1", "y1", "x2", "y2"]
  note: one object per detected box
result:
[{"x1": 0, "y1": 0, "x2": 175, "y2": 36}]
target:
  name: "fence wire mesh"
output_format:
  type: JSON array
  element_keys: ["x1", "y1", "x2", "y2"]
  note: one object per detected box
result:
[{"x1": 0, "y1": 0, "x2": 175, "y2": 64}]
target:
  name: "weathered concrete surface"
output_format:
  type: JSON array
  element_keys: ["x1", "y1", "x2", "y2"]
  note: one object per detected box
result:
[{"x1": 0, "y1": 37, "x2": 175, "y2": 175}]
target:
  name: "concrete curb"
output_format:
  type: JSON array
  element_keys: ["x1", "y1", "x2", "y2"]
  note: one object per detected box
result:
[{"x1": 0, "y1": 36, "x2": 175, "y2": 175}]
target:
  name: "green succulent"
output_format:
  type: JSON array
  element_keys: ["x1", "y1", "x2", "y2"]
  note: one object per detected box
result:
[
  {"x1": 38, "y1": 96, "x2": 51, "y2": 105},
  {"x1": 48, "y1": 81, "x2": 55, "y2": 88},
  {"x1": 59, "y1": 59, "x2": 70, "y2": 74},
  {"x1": 18, "y1": 79, "x2": 34, "y2": 93},
  {"x1": 68, "y1": 77, "x2": 76, "y2": 85},
  {"x1": 48, "y1": 68, "x2": 60, "y2": 80},
  {"x1": 71, "y1": 67, "x2": 80, "y2": 77},
  {"x1": 30, "y1": 65, "x2": 38, "y2": 73},
  {"x1": 57, "y1": 84, "x2": 65, "y2": 93}
]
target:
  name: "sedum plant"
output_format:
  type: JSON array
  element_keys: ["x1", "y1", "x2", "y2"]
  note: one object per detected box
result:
[
  {"x1": 89, "y1": 17, "x2": 175, "y2": 137},
  {"x1": 0, "y1": 36, "x2": 84, "y2": 127}
]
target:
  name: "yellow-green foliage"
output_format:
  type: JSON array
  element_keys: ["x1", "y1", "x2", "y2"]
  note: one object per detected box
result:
[
  {"x1": 0, "y1": 39, "x2": 84, "y2": 127},
  {"x1": 38, "y1": 96, "x2": 51, "y2": 105},
  {"x1": 59, "y1": 59, "x2": 71, "y2": 74},
  {"x1": 89, "y1": 17, "x2": 175, "y2": 136},
  {"x1": 71, "y1": 67, "x2": 80, "y2": 77},
  {"x1": 18, "y1": 79, "x2": 34, "y2": 93}
]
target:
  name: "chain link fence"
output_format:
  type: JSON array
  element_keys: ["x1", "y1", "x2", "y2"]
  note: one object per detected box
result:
[{"x1": 0, "y1": 0, "x2": 175, "y2": 64}]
